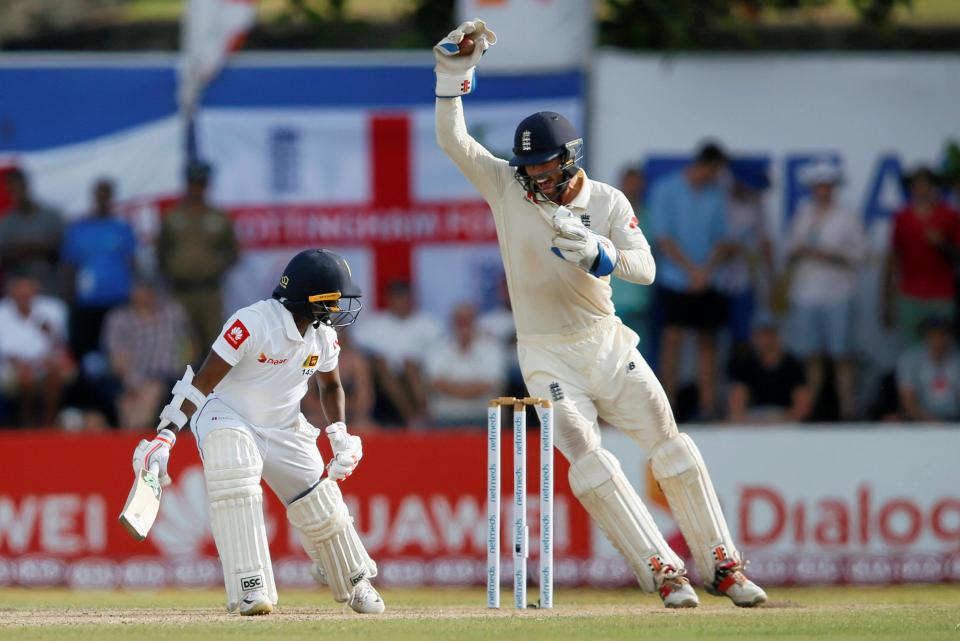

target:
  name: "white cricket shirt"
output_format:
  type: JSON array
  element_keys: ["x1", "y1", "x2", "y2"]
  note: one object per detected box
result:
[
  {"x1": 436, "y1": 98, "x2": 656, "y2": 338},
  {"x1": 206, "y1": 298, "x2": 340, "y2": 428}
]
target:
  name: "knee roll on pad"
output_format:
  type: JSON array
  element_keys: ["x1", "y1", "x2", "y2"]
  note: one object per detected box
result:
[
  {"x1": 202, "y1": 428, "x2": 277, "y2": 611},
  {"x1": 287, "y1": 478, "x2": 378, "y2": 602},
  {"x1": 568, "y1": 448, "x2": 683, "y2": 592},
  {"x1": 650, "y1": 433, "x2": 738, "y2": 582}
]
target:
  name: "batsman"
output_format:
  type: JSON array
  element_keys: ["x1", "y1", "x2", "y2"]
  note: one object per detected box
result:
[
  {"x1": 435, "y1": 21, "x2": 767, "y2": 607},
  {"x1": 129, "y1": 249, "x2": 384, "y2": 615}
]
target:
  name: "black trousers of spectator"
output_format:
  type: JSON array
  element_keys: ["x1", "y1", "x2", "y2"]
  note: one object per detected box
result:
[{"x1": 69, "y1": 305, "x2": 113, "y2": 360}]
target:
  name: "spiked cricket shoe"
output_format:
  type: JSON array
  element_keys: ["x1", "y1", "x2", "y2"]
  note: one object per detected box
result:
[
  {"x1": 707, "y1": 558, "x2": 768, "y2": 607},
  {"x1": 347, "y1": 578, "x2": 385, "y2": 614},
  {"x1": 656, "y1": 565, "x2": 699, "y2": 608},
  {"x1": 238, "y1": 590, "x2": 273, "y2": 616}
]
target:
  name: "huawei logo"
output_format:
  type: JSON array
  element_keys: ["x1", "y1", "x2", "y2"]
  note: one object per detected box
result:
[{"x1": 223, "y1": 319, "x2": 249, "y2": 349}]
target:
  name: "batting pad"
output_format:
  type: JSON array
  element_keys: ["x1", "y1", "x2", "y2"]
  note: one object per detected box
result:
[
  {"x1": 287, "y1": 478, "x2": 377, "y2": 602},
  {"x1": 650, "y1": 433, "x2": 738, "y2": 582},
  {"x1": 569, "y1": 449, "x2": 683, "y2": 592},
  {"x1": 203, "y1": 428, "x2": 278, "y2": 611}
]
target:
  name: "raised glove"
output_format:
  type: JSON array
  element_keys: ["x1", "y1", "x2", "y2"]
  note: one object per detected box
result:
[
  {"x1": 132, "y1": 428, "x2": 176, "y2": 487},
  {"x1": 433, "y1": 19, "x2": 497, "y2": 97},
  {"x1": 550, "y1": 207, "x2": 618, "y2": 277},
  {"x1": 324, "y1": 421, "x2": 363, "y2": 481}
]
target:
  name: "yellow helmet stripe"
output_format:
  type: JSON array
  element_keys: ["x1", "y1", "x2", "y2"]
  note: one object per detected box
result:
[{"x1": 307, "y1": 291, "x2": 342, "y2": 302}]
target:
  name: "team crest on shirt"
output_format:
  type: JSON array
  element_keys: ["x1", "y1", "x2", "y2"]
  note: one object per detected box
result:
[
  {"x1": 302, "y1": 354, "x2": 319, "y2": 368},
  {"x1": 224, "y1": 320, "x2": 249, "y2": 349}
]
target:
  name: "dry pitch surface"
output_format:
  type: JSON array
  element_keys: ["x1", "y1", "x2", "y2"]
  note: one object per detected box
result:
[{"x1": 0, "y1": 585, "x2": 958, "y2": 640}]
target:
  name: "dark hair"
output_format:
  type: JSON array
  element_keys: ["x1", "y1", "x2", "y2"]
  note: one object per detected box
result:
[
  {"x1": 696, "y1": 141, "x2": 728, "y2": 166},
  {"x1": 901, "y1": 165, "x2": 942, "y2": 191}
]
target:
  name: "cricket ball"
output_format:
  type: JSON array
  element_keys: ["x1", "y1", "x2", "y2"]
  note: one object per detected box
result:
[{"x1": 459, "y1": 36, "x2": 476, "y2": 56}]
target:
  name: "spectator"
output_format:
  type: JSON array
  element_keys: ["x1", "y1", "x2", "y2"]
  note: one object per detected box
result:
[
  {"x1": 649, "y1": 141, "x2": 734, "y2": 419},
  {"x1": 478, "y1": 274, "x2": 527, "y2": 400},
  {"x1": 896, "y1": 316, "x2": 960, "y2": 422},
  {"x1": 337, "y1": 328, "x2": 376, "y2": 427},
  {"x1": 353, "y1": 280, "x2": 441, "y2": 427},
  {"x1": 0, "y1": 168, "x2": 64, "y2": 294},
  {"x1": 0, "y1": 271, "x2": 73, "y2": 426},
  {"x1": 61, "y1": 178, "x2": 137, "y2": 361},
  {"x1": 784, "y1": 159, "x2": 866, "y2": 420},
  {"x1": 610, "y1": 165, "x2": 652, "y2": 344},
  {"x1": 102, "y1": 277, "x2": 193, "y2": 429},
  {"x1": 884, "y1": 166, "x2": 960, "y2": 347},
  {"x1": 727, "y1": 312, "x2": 811, "y2": 424},
  {"x1": 425, "y1": 303, "x2": 507, "y2": 427},
  {"x1": 156, "y1": 162, "x2": 238, "y2": 350},
  {"x1": 718, "y1": 164, "x2": 774, "y2": 355}
]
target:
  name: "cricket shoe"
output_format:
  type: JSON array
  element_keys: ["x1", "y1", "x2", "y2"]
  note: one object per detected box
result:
[
  {"x1": 655, "y1": 565, "x2": 699, "y2": 609},
  {"x1": 238, "y1": 590, "x2": 274, "y2": 616},
  {"x1": 707, "y1": 557, "x2": 767, "y2": 607},
  {"x1": 347, "y1": 578, "x2": 385, "y2": 614}
]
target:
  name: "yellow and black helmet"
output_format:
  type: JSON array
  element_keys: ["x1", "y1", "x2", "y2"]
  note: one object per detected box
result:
[{"x1": 272, "y1": 249, "x2": 362, "y2": 327}]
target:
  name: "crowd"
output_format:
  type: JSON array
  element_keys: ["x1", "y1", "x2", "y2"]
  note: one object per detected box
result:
[{"x1": 2, "y1": 142, "x2": 960, "y2": 430}]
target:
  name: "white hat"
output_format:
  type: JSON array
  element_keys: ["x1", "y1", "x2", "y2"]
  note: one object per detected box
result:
[{"x1": 800, "y1": 158, "x2": 843, "y2": 187}]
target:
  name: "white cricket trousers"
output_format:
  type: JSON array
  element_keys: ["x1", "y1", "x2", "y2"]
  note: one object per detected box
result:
[
  {"x1": 191, "y1": 396, "x2": 325, "y2": 505},
  {"x1": 517, "y1": 315, "x2": 678, "y2": 461}
]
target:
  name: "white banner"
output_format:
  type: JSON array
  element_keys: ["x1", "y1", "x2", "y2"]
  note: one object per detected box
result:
[
  {"x1": 456, "y1": 0, "x2": 594, "y2": 70},
  {"x1": 603, "y1": 427, "x2": 960, "y2": 584}
]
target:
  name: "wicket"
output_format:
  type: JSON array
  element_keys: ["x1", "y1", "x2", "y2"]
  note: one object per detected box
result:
[{"x1": 487, "y1": 396, "x2": 554, "y2": 609}]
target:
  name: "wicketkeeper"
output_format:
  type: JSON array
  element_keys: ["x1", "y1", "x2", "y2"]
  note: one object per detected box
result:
[
  {"x1": 434, "y1": 20, "x2": 767, "y2": 607},
  {"x1": 131, "y1": 249, "x2": 384, "y2": 615}
]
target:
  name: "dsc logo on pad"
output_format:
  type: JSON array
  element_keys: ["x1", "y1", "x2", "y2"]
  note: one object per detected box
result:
[{"x1": 241, "y1": 574, "x2": 263, "y2": 591}]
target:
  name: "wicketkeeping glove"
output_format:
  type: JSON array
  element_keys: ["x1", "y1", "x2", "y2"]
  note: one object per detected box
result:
[
  {"x1": 132, "y1": 428, "x2": 176, "y2": 486},
  {"x1": 433, "y1": 19, "x2": 497, "y2": 97},
  {"x1": 550, "y1": 206, "x2": 618, "y2": 277},
  {"x1": 324, "y1": 421, "x2": 363, "y2": 481}
]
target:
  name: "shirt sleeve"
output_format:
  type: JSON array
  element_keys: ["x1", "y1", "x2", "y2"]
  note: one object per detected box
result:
[
  {"x1": 211, "y1": 307, "x2": 265, "y2": 367},
  {"x1": 608, "y1": 190, "x2": 656, "y2": 285},
  {"x1": 315, "y1": 328, "x2": 342, "y2": 373},
  {"x1": 844, "y1": 212, "x2": 867, "y2": 265},
  {"x1": 435, "y1": 97, "x2": 511, "y2": 207}
]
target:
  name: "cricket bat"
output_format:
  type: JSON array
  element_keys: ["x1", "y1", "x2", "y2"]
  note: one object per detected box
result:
[{"x1": 119, "y1": 465, "x2": 163, "y2": 541}]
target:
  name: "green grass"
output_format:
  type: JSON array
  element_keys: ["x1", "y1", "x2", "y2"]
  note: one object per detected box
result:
[{"x1": 1, "y1": 585, "x2": 959, "y2": 641}]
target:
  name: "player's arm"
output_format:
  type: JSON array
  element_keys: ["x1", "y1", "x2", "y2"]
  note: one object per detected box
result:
[
  {"x1": 434, "y1": 20, "x2": 508, "y2": 203},
  {"x1": 607, "y1": 192, "x2": 656, "y2": 285},
  {"x1": 315, "y1": 367, "x2": 346, "y2": 425}
]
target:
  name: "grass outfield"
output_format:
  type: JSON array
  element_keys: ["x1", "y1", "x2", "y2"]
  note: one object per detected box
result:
[{"x1": 0, "y1": 585, "x2": 958, "y2": 641}]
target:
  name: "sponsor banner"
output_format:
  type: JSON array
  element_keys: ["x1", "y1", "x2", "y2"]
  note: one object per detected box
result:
[
  {"x1": 603, "y1": 427, "x2": 960, "y2": 586},
  {"x1": 0, "y1": 428, "x2": 957, "y2": 590},
  {"x1": 0, "y1": 430, "x2": 588, "y2": 589}
]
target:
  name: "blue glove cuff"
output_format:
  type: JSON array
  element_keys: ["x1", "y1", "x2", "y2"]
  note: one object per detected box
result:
[{"x1": 590, "y1": 244, "x2": 616, "y2": 277}]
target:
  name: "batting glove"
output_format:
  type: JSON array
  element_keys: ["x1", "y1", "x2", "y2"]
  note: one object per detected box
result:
[
  {"x1": 132, "y1": 428, "x2": 176, "y2": 487},
  {"x1": 550, "y1": 207, "x2": 618, "y2": 277},
  {"x1": 325, "y1": 421, "x2": 363, "y2": 481},
  {"x1": 433, "y1": 19, "x2": 497, "y2": 97}
]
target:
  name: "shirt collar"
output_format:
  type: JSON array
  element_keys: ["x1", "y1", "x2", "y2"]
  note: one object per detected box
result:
[
  {"x1": 273, "y1": 298, "x2": 306, "y2": 342},
  {"x1": 564, "y1": 170, "x2": 592, "y2": 211}
]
